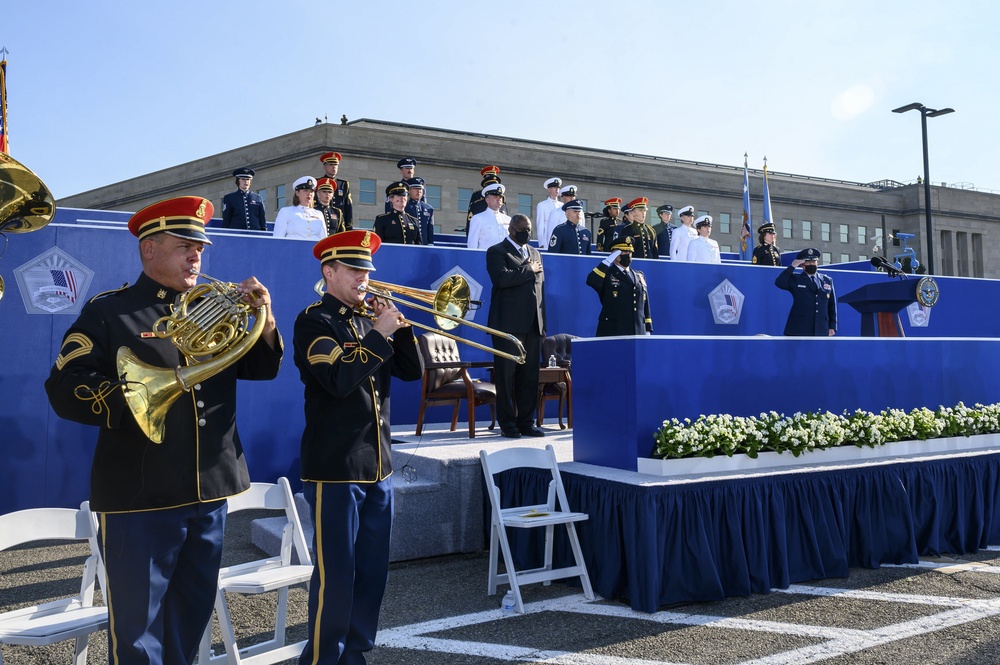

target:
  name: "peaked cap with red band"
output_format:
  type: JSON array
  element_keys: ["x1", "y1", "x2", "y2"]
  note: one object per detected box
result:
[
  {"x1": 128, "y1": 196, "x2": 213, "y2": 245},
  {"x1": 320, "y1": 151, "x2": 342, "y2": 164},
  {"x1": 313, "y1": 229, "x2": 381, "y2": 271}
]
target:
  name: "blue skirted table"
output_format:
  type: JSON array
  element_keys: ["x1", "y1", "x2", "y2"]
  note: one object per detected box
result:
[{"x1": 499, "y1": 451, "x2": 1000, "y2": 613}]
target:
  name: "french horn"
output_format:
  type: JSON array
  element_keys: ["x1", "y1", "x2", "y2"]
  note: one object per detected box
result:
[
  {"x1": 116, "y1": 273, "x2": 267, "y2": 443},
  {"x1": 0, "y1": 152, "x2": 56, "y2": 301}
]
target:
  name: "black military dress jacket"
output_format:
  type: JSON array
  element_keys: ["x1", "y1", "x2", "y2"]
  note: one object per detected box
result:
[
  {"x1": 293, "y1": 295, "x2": 423, "y2": 482},
  {"x1": 586, "y1": 262, "x2": 652, "y2": 336},
  {"x1": 44, "y1": 273, "x2": 283, "y2": 512},
  {"x1": 774, "y1": 265, "x2": 838, "y2": 336},
  {"x1": 753, "y1": 243, "x2": 782, "y2": 266},
  {"x1": 373, "y1": 210, "x2": 422, "y2": 245},
  {"x1": 612, "y1": 222, "x2": 658, "y2": 259},
  {"x1": 314, "y1": 201, "x2": 346, "y2": 235},
  {"x1": 595, "y1": 213, "x2": 620, "y2": 252},
  {"x1": 327, "y1": 177, "x2": 353, "y2": 230}
]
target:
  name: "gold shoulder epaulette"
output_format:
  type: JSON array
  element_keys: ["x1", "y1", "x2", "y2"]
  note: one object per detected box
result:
[{"x1": 89, "y1": 282, "x2": 130, "y2": 303}]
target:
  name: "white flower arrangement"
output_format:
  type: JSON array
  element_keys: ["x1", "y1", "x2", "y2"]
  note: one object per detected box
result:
[{"x1": 654, "y1": 402, "x2": 1000, "y2": 460}]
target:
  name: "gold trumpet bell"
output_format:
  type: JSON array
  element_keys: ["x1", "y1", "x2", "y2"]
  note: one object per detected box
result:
[
  {"x1": 430, "y1": 275, "x2": 470, "y2": 330},
  {"x1": 116, "y1": 348, "x2": 187, "y2": 444},
  {"x1": 0, "y1": 152, "x2": 56, "y2": 234}
]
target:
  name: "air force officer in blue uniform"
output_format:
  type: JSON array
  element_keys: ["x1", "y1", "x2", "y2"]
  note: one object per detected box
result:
[
  {"x1": 221, "y1": 167, "x2": 267, "y2": 230},
  {"x1": 775, "y1": 247, "x2": 838, "y2": 336}
]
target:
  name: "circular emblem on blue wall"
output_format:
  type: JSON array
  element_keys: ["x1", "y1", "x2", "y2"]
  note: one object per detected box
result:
[{"x1": 916, "y1": 276, "x2": 940, "y2": 307}]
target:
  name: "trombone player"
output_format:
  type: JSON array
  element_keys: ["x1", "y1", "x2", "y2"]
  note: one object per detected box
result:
[
  {"x1": 292, "y1": 230, "x2": 422, "y2": 664},
  {"x1": 44, "y1": 196, "x2": 282, "y2": 665}
]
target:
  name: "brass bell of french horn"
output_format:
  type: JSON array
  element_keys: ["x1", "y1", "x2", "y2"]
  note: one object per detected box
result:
[{"x1": 0, "y1": 152, "x2": 56, "y2": 301}]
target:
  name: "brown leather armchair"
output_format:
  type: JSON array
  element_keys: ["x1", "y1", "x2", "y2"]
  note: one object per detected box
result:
[
  {"x1": 416, "y1": 332, "x2": 496, "y2": 438},
  {"x1": 537, "y1": 334, "x2": 576, "y2": 429}
]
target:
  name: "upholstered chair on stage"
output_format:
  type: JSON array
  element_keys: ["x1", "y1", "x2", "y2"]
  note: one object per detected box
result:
[{"x1": 416, "y1": 332, "x2": 497, "y2": 438}]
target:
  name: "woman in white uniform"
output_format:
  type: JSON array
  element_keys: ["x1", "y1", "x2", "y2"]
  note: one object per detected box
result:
[
  {"x1": 686, "y1": 215, "x2": 721, "y2": 264},
  {"x1": 273, "y1": 176, "x2": 327, "y2": 240}
]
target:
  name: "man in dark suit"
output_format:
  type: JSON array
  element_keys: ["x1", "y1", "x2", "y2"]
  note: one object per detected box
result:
[
  {"x1": 486, "y1": 213, "x2": 546, "y2": 438},
  {"x1": 586, "y1": 236, "x2": 652, "y2": 336},
  {"x1": 775, "y1": 247, "x2": 837, "y2": 336},
  {"x1": 221, "y1": 167, "x2": 267, "y2": 230}
]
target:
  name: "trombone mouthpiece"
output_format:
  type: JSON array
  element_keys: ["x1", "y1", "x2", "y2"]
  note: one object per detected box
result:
[{"x1": 357, "y1": 284, "x2": 369, "y2": 294}]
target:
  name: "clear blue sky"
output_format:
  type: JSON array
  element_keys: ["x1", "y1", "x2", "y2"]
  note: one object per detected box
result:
[{"x1": 3, "y1": 0, "x2": 997, "y2": 199}]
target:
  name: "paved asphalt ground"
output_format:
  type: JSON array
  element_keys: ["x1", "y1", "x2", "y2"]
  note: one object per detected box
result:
[{"x1": 6, "y1": 510, "x2": 1000, "y2": 664}]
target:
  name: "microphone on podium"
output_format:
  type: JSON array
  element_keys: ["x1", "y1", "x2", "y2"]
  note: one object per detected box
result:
[{"x1": 870, "y1": 256, "x2": 905, "y2": 278}]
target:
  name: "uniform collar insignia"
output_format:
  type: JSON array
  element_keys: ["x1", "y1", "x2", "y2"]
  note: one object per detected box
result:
[
  {"x1": 339, "y1": 306, "x2": 348, "y2": 315},
  {"x1": 157, "y1": 289, "x2": 167, "y2": 299}
]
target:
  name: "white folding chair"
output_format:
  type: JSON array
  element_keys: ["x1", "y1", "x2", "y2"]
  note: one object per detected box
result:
[
  {"x1": 480, "y1": 444, "x2": 595, "y2": 613},
  {"x1": 0, "y1": 502, "x2": 107, "y2": 665},
  {"x1": 198, "y1": 477, "x2": 313, "y2": 665}
]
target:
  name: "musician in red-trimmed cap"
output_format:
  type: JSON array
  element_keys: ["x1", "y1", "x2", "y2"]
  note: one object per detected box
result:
[
  {"x1": 314, "y1": 176, "x2": 347, "y2": 234},
  {"x1": 610, "y1": 196, "x2": 658, "y2": 259},
  {"x1": 318, "y1": 151, "x2": 353, "y2": 229},
  {"x1": 293, "y1": 230, "x2": 422, "y2": 665},
  {"x1": 45, "y1": 196, "x2": 282, "y2": 665},
  {"x1": 596, "y1": 197, "x2": 623, "y2": 252}
]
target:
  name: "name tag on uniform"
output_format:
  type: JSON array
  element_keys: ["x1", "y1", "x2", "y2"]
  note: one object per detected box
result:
[{"x1": 140, "y1": 332, "x2": 156, "y2": 338}]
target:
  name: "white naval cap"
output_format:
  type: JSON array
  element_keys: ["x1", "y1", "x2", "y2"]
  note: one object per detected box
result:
[
  {"x1": 544, "y1": 177, "x2": 562, "y2": 189},
  {"x1": 695, "y1": 215, "x2": 713, "y2": 228},
  {"x1": 482, "y1": 182, "x2": 506, "y2": 196},
  {"x1": 559, "y1": 184, "x2": 578, "y2": 196},
  {"x1": 293, "y1": 176, "x2": 317, "y2": 190},
  {"x1": 677, "y1": 205, "x2": 695, "y2": 216}
]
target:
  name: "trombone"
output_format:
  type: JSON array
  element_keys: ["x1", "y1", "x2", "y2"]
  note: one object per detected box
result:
[{"x1": 315, "y1": 274, "x2": 526, "y2": 364}]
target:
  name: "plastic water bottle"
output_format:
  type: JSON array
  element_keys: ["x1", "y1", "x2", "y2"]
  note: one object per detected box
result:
[
  {"x1": 501, "y1": 590, "x2": 516, "y2": 613},
  {"x1": 548, "y1": 355, "x2": 557, "y2": 368}
]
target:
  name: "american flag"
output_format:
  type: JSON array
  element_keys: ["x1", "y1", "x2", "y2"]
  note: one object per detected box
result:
[
  {"x1": 739, "y1": 154, "x2": 752, "y2": 261},
  {"x1": 724, "y1": 293, "x2": 740, "y2": 317},
  {"x1": 50, "y1": 269, "x2": 78, "y2": 303}
]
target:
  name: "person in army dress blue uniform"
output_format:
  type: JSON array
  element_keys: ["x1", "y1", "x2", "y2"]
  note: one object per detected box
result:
[
  {"x1": 775, "y1": 247, "x2": 838, "y2": 336},
  {"x1": 405, "y1": 177, "x2": 435, "y2": 245},
  {"x1": 221, "y1": 167, "x2": 266, "y2": 230},
  {"x1": 45, "y1": 196, "x2": 282, "y2": 665},
  {"x1": 548, "y1": 199, "x2": 592, "y2": 254},
  {"x1": 586, "y1": 236, "x2": 652, "y2": 336},
  {"x1": 374, "y1": 181, "x2": 422, "y2": 244},
  {"x1": 319, "y1": 151, "x2": 353, "y2": 230},
  {"x1": 752, "y1": 221, "x2": 782, "y2": 266},
  {"x1": 293, "y1": 230, "x2": 422, "y2": 665},
  {"x1": 314, "y1": 177, "x2": 346, "y2": 235},
  {"x1": 611, "y1": 197, "x2": 658, "y2": 259},
  {"x1": 595, "y1": 197, "x2": 623, "y2": 252}
]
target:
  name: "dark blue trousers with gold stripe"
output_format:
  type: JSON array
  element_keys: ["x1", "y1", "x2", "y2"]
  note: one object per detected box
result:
[
  {"x1": 299, "y1": 478, "x2": 393, "y2": 665},
  {"x1": 97, "y1": 500, "x2": 227, "y2": 665}
]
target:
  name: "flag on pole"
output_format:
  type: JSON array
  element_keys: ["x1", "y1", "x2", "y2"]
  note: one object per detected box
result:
[
  {"x1": 761, "y1": 157, "x2": 774, "y2": 232},
  {"x1": 739, "y1": 153, "x2": 752, "y2": 261},
  {"x1": 0, "y1": 53, "x2": 8, "y2": 154}
]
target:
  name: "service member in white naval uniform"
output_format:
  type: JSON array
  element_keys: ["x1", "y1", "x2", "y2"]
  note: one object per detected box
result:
[
  {"x1": 686, "y1": 215, "x2": 721, "y2": 263},
  {"x1": 534, "y1": 176, "x2": 563, "y2": 244},
  {"x1": 669, "y1": 205, "x2": 699, "y2": 261},
  {"x1": 273, "y1": 176, "x2": 327, "y2": 240},
  {"x1": 467, "y1": 183, "x2": 511, "y2": 249}
]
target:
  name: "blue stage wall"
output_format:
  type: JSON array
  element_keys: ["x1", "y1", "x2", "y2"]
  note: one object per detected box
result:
[
  {"x1": 1, "y1": 207, "x2": 999, "y2": 513},
  {"x1": 572, "y1": 336, "x2": 1000, "y2": 470}
]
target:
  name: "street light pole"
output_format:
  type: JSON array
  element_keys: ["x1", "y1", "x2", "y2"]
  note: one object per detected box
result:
[{"x1": 892, "y1": 103, "x2": 954, "y2": 275}]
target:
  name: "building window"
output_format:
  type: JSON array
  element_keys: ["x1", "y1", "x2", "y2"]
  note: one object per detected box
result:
[
  {"x1": 359, "y1": 179, "x2": 376, "y2": 206},
  {"x1": 578, "y1": 199, "x2": 588, "y2": 214},
  {"x1": 940, "y1": 230, "x2": 954, "y2": 276},
  {"x1": 821, "y1": 222, "x2": 831, "y2": 242},
  {"x1": 782, "y1": 218, "x2": 792, "y2": 239},
  {"x1": 275, "y1": 184, "x2": 286, "y2": 210},
  {"x1": 822, "y1": 252, "x2": 832, "y2": 264},
  {"x1": 858, "y1": 255, "x2": 868, "y2": 262},
  {"x1": 517, "y1": 193, "x2": 532, "y2": 216},
  {"x1": 257, "y1": 189, "x2": 267, "y2": 212},
  {"x1": 356, "y1": 219, "x2": 375, "y2": 230},
  {"x1": 972, "y1": 233, "x2": 984, "y2": 278},
  {"x1": 458, "y1": 187, "x2": 473, "y2": 213},
  {"x1": 839, "y1": 224, "x2": 849, "y2": 243},
  {"x1": 425, "y1": 185, "x2": 442, "y2": 210},
  {"x1": 857, "y1": 225, "x2": 867, "y2": 245},
  {"x1": 698, "y1": 210, "x2": 709, "y2": 218},
  {"x1": 721, "y1": 244, "x2": 732, "y2": 253},
  {"x1": 802, "y1": 220, "x2": 812, "y2": 240},
  {"x1": 719, "y1": 212, "x2": 731, "y2": 234},
  {"x1": 956, "y1": 231, "x2": 969, "y2": 277},
  {"x1": 840, "y1": 253, "x2": 850, "y2": 264}
]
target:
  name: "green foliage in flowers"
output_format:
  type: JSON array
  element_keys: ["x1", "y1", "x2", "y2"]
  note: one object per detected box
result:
[{"x1": 653, "y1": 402, "x2": 1000, "y2": 460}]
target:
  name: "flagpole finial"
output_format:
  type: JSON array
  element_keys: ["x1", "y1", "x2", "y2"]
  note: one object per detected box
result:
[{"x1": 0, "y1": 46, "x2": 9, "y2": 59}]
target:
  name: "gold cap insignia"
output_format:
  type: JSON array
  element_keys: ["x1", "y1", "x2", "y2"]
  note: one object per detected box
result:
[
  {"x1": 362, "y1": 231, "x2": 372, "y2": 248},
  {"x1": 196, "y1": 200, "x2": 208, "y2": 218}
]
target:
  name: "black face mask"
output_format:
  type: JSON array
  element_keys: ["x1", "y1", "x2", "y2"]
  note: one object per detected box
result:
[
  {"x1": 803, "y1": 264, "x2": 818, "y2": 275},
  {"x1": 513, "y1": 230, "x2": 530, "y2": 245},
  {"x1": 618, "y1": 255, "x2": 632, "y2": 268}
]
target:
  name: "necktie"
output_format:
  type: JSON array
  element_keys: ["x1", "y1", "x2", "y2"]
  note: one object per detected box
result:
[{"x1": 521, "y1": 246, "x2": 528, "y2": 260}]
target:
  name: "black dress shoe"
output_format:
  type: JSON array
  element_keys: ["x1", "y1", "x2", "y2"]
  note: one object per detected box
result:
[
  {"x1": 500, "y1": 428, "x2": 522, "y2": 439},
  {"x1": 519, "y1": 426, "x2": 545, "y2": 437}
]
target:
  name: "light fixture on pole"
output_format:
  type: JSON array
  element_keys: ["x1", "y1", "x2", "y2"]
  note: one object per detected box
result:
[{"x1": 891, "y1": 102, "x2": 954, "y2": 275}]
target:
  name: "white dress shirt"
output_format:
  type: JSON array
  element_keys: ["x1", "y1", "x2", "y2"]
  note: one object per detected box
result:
[
  {"x1": 535, "y1": 197, "x2": 561, "y2": 245},
  {"x1": 686, "y1": 236, "x2": 721, "y2": 264},
  {"x1": 272, "y1": 205, "x2": 327, "y2": 240},
  {"x1": 669, "y1": 224, "x2": 699, "y2": 261},
  {"x1": 467, "y1": 209, "x2": 511, "y2": 249}
]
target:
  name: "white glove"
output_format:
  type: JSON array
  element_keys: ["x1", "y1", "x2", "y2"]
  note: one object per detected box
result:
[{"x1": 602, "y1": 250, "x2": 621, "y2": 267}]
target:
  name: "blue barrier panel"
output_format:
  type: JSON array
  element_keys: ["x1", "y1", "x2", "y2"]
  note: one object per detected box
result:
[
  {"x1": 1, "y1": 206, "x2": 998, "y2": 512},
  {"x1": 572, "y1": 336, "x2": 1000, "y2": 471}
]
